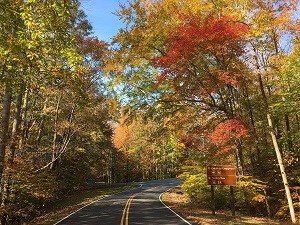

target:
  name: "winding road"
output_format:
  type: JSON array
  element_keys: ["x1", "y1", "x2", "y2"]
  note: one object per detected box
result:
[{"x1": 55, "y1": 178, "x2": 192, "y2": 225}]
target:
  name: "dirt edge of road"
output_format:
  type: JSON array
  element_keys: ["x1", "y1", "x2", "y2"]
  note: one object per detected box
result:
[
  {"x1": 27, "y1": 184, "x2": 135, "y2": 225},
  {"x1": 162, "y1": 186, "x2": 294, "y2": 225}
]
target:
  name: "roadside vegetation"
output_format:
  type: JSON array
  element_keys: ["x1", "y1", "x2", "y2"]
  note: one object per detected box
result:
[
  {"x1": 0, "y1": 0, "x2": 299, "y2": 224},
  {"x1": 178, "y1": 166, "x2": 300, "y2": 223},
  {"x1": 29, "y1": 184, "x2": 134, "y2": 225},
  {"x1": 163, "y1": 186, "x2": 284, "y2": 225}
]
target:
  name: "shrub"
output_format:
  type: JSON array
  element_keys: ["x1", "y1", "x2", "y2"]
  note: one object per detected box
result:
[
  {"x1": 181, "y1": 171, "x2": 231, "y2": 209},
  {"x1": 180, "y1": 168, "x2": 271, "y2": 215}
]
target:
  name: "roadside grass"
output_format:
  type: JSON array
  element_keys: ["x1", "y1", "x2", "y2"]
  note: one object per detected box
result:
[
  {"x1": 28, "y1": 184, "x2": 135, "y2": 225},
  {"x1": 162, "y1": 187, "x2": 296, "y2": 225}
]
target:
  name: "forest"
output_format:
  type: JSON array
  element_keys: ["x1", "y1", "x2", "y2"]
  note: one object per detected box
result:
[{"x1": 0, "y1": 0, "x2": 299, "y2": 224}]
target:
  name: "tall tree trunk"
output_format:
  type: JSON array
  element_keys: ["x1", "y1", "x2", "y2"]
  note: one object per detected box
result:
[
  {"x1": 295, "y1": 114, "x2": 300, "y2": 130},
  {"x1": 108, "y1": 148, "x2": 113, "y2": 184},
  {"x1": 254, "y1": 54, "x2": 296, "y2": 224},
  {"x1": 36, "y1": 97, "x2": 49, "y2": 144},
  {"x1": 23, "y1": 97, "x2": 36, "y2": 142},
  {"x1": 35, "y1": 102, "x2": 76, "y2": 173},
  {"x1": 125, "y1": 158, "x2": 129, "y2": 182},
  {"x1": 229, "y1": 86, "x2": 245, "y2": 175},
  {"x1": 242, "y1": 81, "x2": 261, "y2": 164},
  {"x1": 0, "y1": 82, "x2": 12, "y2": 192},
  {"x1": 263, "y1": 188, "x2": 271, "y2": 218},
  {"x1": 284, "y1": 114, "x2": 293, "y2": 152},
  {"x1": 236, "y1": 140, "x2": 245, "y2": 175},
  {"x1": 50, "y1": 93, "x2": 62, "y2": 170},
  {"x1": 18, "y1": 88, "x2": 29, "y2": 151},
  {"x1": 2, "y1": 91, "x2": 23, "y2": 205},
  {"x1": 9, "y1": 92, "x2": 23, "y2": 163}
]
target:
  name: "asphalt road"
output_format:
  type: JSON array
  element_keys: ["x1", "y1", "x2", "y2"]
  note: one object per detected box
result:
[{"x1": 55, "y1": 178, "x2": 192, "y2": 225}]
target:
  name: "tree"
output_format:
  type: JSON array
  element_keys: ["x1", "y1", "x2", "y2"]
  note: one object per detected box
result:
[
  {"x1": 0, "y1": 1, "x2": 119, "y2": 223},
  {"x1": 109, "y1": 0, "x2": 299, "y2": 222},
  {"x1": 113, "y1": 112, "x2": 183, "y2": 181}
]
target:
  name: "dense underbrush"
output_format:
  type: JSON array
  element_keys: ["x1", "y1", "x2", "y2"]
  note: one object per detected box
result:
[{"x1": 179, "y1": 166, "x2": 300, "y2": 220}]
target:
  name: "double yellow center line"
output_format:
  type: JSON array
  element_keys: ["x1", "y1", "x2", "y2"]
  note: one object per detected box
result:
[
  {"x1": 120, "y1": 186, "x2": 160, "y2": 225},
  {"x1": 120, "y1": 193, "x2": 137, "y2": 225}
]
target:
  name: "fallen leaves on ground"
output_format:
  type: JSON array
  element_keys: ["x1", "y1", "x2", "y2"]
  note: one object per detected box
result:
[{"x1": 162, "y1": 186, "x2": 284, "y2": 225}]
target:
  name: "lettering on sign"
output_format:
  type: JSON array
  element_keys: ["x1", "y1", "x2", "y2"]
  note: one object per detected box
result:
[{"x1": 207, "y1": 165, "x2": 237, "y2": 186}]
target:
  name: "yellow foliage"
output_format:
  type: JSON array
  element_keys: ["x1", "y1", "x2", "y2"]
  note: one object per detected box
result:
[
  {"x1": 251, "y1": 194, "x2": 266, "y2": 203},
  {"x1": 103, "y1": 60, "x2": 122, "y2": 74}
]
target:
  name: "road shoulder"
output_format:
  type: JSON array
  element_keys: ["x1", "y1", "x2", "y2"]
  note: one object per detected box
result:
[
  {"x1": 28, "y1": 184, "x2": 135, "y2": 225},
  {"x1": 162, "y1": 186, "x2": 282, "y2": 225}
]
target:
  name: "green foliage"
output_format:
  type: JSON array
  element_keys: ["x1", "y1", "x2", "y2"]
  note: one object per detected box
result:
[
  {"x1": 0, "y1": 169, "x2": 61, "y2": 224},
  {"x1": 0, "y1": 1, "x2": 117, "y2": 224},
  {"x1": 113, "y1": 113, "x2": 184, "y2": 181},
  {"x1": 56, "y1": 148, "x2": 91, "y2": 192},
  {"x1": 181, "y1": 171, "x2": 231, "y2": 209},
  {"x1": 235, "y1": 176, "x2": 270, "y2": 216},
  {"x1": 180, "y1": 168, "x2": 272, "y2": 216},
  {"x1": 181, "y1": 172, "x2": 210, "y2": 206},
  {"x1": 0, "y1": 0, "x2": 299, "y2": 223}
]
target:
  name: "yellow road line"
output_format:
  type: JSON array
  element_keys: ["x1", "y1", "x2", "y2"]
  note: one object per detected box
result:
[
  {"x1": 125, "y1": 196, "x2": 135, "y2": 225},
  {"x1": 120, "y1": 197, "x2": 129, "y2": 225},
  {"x1": 120, "y1": 186, "x2": 161, "y2": 225},
  {"x1": 120, "y1": 194, "x2": 136, "y2": 225},
  {"x1": 120, "y1": 200, "x2": 128, "y2": 225}
]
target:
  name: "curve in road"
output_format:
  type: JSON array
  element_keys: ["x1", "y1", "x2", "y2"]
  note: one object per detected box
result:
[{"x1": 55, "y1": 178, "x2": 192, "y2": 225}]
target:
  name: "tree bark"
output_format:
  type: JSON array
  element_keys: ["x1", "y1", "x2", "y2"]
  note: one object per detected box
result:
[
  {"x1": 50, "y1": 93, "x2": 62, "y2": 170},
  {"x1": 0, "y1": 82, "x2": 12, "y2": 191},
  {"x1": 284, "y1": 114, "x2": 293, "y2": 152},
  {"x1": 236, "y1": 140, "x2": 245, "y2": 175},
  {"x1": 1, "y1": 91, "x2": 23, "y2": 205},
  {"x1": 254, "y1": 54, "x2": 296, "y2": 224},
  {"x1": 36, "y1": 97, "x2": 49, "y2": 144},
  {"x1": 18, "y1": 88, "x2": 29, "y2": 151},
  {"x1": 295, "y1": 114, "x2": 300, "y2": 130},
  {"x1": 242, "y1": 81, "x2": 261, "y2": 164}
]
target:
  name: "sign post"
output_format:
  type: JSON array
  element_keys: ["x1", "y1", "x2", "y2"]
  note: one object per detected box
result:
[
  {"x1": 207, "y1": 165, "x2": 237, "y2": 217},
  {"x1": 230, "y1": 186, "x2": 235, "y2": 217},
  {"x1": 211, "y1": 185, "x2": 216, "y2": 215}
]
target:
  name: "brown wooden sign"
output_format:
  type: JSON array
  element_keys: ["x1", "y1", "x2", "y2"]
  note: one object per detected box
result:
[{"x1": 207, "y1": 165, "x2": 237, "y2": 186}]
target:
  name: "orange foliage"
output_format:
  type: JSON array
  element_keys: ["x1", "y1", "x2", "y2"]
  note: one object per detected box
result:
[
  {"x1": 208, "y1": 118, "x2": 250, "y2": 155},
  {"x1": 78, "y1": 36, "x2": 108, "y2": 60},
  {"x1": 209, "y1": 118, "x2": 249, "y2": 145},
  {"x1": 113, "y1": 123, "x2": 130, "y2": 149},
  {"x1": 217, "y1": 145, "x2": 234, "y2": 155},
  {"x1": 152, "y1": 14, "x2": 250, "y2": 86}
]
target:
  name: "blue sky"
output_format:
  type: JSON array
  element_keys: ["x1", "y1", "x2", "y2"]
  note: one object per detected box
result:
[{"x1": 80, "y1": 0, "x2": 128, "y2": 42}]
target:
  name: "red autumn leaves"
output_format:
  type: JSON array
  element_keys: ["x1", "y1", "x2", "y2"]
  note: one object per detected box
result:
[
  {"x1": 152, "y1": 14, "x2": 250, "y2": 86},
  {"x1": 152, "y1": 14, "x2": 251, "y2": 155},
  {"x1": 209, "y1": 118, "x2": 249, "y2": 154}
]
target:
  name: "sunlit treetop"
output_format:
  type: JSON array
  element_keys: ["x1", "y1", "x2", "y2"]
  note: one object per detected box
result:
[{"x1": 152, "y1": 14, "x2": 250, "y2": 87}]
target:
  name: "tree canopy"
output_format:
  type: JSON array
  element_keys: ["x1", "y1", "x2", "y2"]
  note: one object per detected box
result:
[{"x1": 0, "y1": 0, "x2": 299, "y2": 224}]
